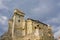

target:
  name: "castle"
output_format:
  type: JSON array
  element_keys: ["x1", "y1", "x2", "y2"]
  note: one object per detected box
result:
[{"x1": 1, "y1": 9, "x2": 54, "y2": 40}]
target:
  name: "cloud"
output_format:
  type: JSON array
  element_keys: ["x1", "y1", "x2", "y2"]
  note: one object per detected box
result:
[
  {"x1": 44, "y1": 13, "x2": 60, "y2": 39},
  {"x1": 31, "y1": 4, "x2": 52, "y2": 14},
  {"x1": 30, "y1": 0, "x2": 54, "y2": 15},
  {"x1": 0, "y1": 14, "x2": 8, "y2": 35},
  {"x1": 54, "y1": 26, "x2": 60, "y2": 38},
  {"x1": 0, "y1": 0, "x2": 8, "y2": 9},
  {"x1": 57, "y1": 1, "x2": 60, "y2": 7},
  {"x1": 0, "y1": 15, "x2": 8, "y2": 25},
  {"x1": 45, "y1": 13, "x2": 60, "y2": 24}
]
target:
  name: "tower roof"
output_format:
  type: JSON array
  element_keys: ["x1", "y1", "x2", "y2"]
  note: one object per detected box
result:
[{"x1": 14, "y1": 9, "x2": 25, "y2": 16}]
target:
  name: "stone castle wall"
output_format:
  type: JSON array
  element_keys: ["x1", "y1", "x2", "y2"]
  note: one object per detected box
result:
[{"x1": 0, "y1": 9, "x2": 54, "y2": 40}]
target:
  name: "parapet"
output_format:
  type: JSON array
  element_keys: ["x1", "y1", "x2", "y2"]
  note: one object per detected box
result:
[{"x1": 27, "y1": 18, "x2": 48, "y2": 26}]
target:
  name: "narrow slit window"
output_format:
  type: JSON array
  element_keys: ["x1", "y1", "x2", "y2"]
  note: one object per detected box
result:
[
  {"x1": 37, "y1": 25, "x2": 39, "y2": 27},
  {"x1": 39, "y1": 27, "x2": 41, "y2": 29},
  {"x1": 35, "y1": 27, "x2": 37, "y2": 29},
  {"x1": 18, "y1": 20, "x2": 20, "y2": 22}
]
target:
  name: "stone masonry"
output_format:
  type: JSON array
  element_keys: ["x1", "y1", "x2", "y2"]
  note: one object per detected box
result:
[{"x1": 0, "y1": 9, "x2": 54, "y2": 40}]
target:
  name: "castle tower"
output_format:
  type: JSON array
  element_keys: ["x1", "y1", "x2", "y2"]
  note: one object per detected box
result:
[
  {"x1": 1, "y1": 9, "x2": 54, "y2": 40},
  {"x1": 8, "y1": 9, "x2": 26, "y2": 40},
  {"x1": 26, "y1": 18, "x2": 33, "y2": 34},
  {"x1": 13, "y1": 9, "x2": 26, "y2": 37}
]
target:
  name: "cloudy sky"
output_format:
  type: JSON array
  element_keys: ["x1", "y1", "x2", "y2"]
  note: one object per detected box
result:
[{"x1": 0, "y1": 0, "x2": 60, "y2": 39}]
